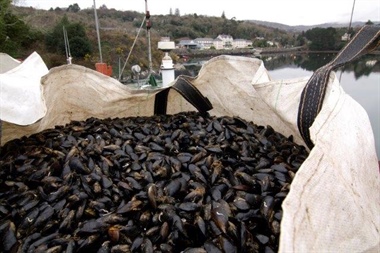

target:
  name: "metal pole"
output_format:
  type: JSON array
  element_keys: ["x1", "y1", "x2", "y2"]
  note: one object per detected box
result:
[
  {"x1": 118, "y1": 16, "x2": 146, "y2": 81},
  {"x1": 63, "y1": 26, "x2": 68, "y2": 59},
  {"x1": 63, "y1": 26, "x2": 72, "y2": 64},
  {"x1": 145, "y1": 0, "x2": 152, "y2": 75},
  {"x1": 0, "y1": 120, "x2": 2, "y2": 151},
  {"x1": 93, "y1": 0, "x2": 103, "y2": 63},
  {"x1": 348, "y1": 0, "x2": 356, "y2": 40},
  {"x1": 119, "y1": 57, "x2": 121, "y2": 79}
]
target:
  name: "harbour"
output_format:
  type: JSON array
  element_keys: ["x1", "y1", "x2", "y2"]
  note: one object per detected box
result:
[{"x1": 1, "y1": 0, "x2": 379, "y2": 252}]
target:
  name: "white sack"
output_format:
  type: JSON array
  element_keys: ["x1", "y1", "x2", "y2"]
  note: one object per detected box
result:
[
  {"x1": 0, "y1": 53, "x2": 21, "y2": 73},
  {"x1": 0, "y1": 55, "x2": 270, "y2": 144},
  {"x1": 0, "y1": 52, "x2": 48, "y2": 125},
  {"x1": 1, "y1": 55, "x2": 379, "y2": 252},
  {"x1": 258, "y1": 75, "x2": 380, "y2": 252},
  {"x1": 169, "y1": 56, "x2": 380, "y2": 252}
]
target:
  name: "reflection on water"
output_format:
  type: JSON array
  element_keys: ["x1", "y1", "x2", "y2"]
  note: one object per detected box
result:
[
  {"x1": 267, "y1": 54, "x2": 380, "y2": 159},
  {"x1": 182, "y1": 53, "x2": 380, "y2": 158},
  {"x1": 260, "y1": 53, "x2": 379, "y2": 79}
]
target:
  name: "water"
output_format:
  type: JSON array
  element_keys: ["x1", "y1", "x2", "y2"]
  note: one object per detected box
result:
[
  {"x1": 264, "y1": 53, "x2": 380, "y2": 159},
  {"x1": 183, "y1": 53, "x2": 380, "y2": 158}
]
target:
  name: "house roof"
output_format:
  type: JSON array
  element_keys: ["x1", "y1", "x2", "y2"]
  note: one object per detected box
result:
[
  {"x1": 195, "y1": 38, "x2": 214, "y2": 42},
  {"x1": 178, "y1": 40, "x2": 198, "y2": 46},
  {"x1": 218, "y1": 34, "x2": 233, "y2": 39}
]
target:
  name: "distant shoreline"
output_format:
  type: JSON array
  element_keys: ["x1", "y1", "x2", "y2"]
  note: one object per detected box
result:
[{"x1": 174, "y1": 47, "x2": 380, "y2": 58}]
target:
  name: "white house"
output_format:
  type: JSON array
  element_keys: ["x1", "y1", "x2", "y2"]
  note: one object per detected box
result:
[
  {"x1": 177, "y1": 34, "x2": 253, "y2": 50},
  {"x1": 194, "y1": 38, "x2": 214, "y2": 49},
  {"x1": 217, "y1": 34, "x2": 234, "y2": 43},
  {"x1": 213, "y1": 38, "x2": 224, "y2": 49},
  {"x1": 232, "y1": 39, "x2": 252, "y2": 48},
  {"x1": 217, "y1": 34, "x2": 234, "y2": 49},
  {"x1": 342, "y1": 33, "x2": 351, "y2": 41}
]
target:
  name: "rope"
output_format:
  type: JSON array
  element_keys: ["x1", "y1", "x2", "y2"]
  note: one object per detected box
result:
[{"x1": 118, "y1": 16, "x2": 146, "y2": 81}]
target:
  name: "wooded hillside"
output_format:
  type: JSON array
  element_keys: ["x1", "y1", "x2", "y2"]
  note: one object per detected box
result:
[{"x1": 2, "y1": 2, "x2": 359, "y2": 76}]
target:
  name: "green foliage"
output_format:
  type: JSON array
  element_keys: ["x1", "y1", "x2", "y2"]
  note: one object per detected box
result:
[
  {"x1": 304, "y1": 27, "x2": 340, "y2": 51},
  {"x1": 45, "y1": 15, "x2": 68, "y2": 52},
  {"x1": 8, "y1": 5, "x2": 368, "y2": 70},
  {"x1": 67, "y1": 3, "x2": 80, "y2": 13},
  {"x1": 252, "y1": 39, "x2": 269, "y2": 48},
  {"x1": 295, "y1": 34, "x2": 306, "y2": 46},
  {"x1": 69, "y1": 36, "x2": 91, "y2": 57},
  {"x1": 45, "y1": 15, "x2": 91, "y2": 58},
  {"x1": 0, "y1": 6, "x2": 7, "y2": 47},
  {"x1": 0, "y1": 0, "x2": 39, "y2": 56},
  {"x1": 152, "y1": 14, "x2": 293, "y2": 45}
]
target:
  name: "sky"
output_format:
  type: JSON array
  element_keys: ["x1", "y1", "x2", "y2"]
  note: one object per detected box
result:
[{"x1": 16, "y1": 0, "x2": 380, "y2": 26}]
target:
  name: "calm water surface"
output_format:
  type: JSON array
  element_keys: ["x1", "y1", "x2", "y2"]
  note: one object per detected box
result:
[
  {"x1": 264, "y1": 53, "x2": 380, "y2": 159},
  {"x1": 185, "y1": 53, "x2": 380, "y2": 158}
]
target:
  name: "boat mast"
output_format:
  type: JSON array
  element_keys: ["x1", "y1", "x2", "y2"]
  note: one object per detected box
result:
[
  {"x1": 145, "y1": 0, "x2": 153, "y2": 75},
  {"x1": 93, "y1": 0, "x2": 103, "y2": 63},
  {"x1": 339, "y1": 0, "x2": 356, "y2": 81},
  {"x1": 347, "y1": 0, "x2": 356, "y2": 41},
  {"x1": 63, "y1": 26, "x2": 72, "y2": 64},
  {"x1": 118, "y1": 17, "x2": 146, "y2": 81}
]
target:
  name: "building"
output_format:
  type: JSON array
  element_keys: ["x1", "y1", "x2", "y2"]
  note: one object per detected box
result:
[
  {"x1": 341, "y1": 33, "x2": 351, "y2": 41},
  {"x1": 194, "y1": 38, "x2": 214, "y2": 49},
  {"x1": 217, "y1": 34, "x2": 233, "y2": 43},
  {"x1": 232, "y1": 39, "x2": 252, "y2": 48},
  {"x1": 213, "y1": 38, "x2": 224, "y2": 49},
  {"x1": 216, "y1": 34, "x2": 234, "y2": 49},
  {"x1": 178, "y1": 39, "x2": 199, "y2": 49},
  {"x1": 177, "y1": 34, "x2": 253, "y2": 50}
]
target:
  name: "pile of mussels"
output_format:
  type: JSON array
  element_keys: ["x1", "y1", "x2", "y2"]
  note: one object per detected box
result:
[{"x1": 0, "y1": 112, "x2": 308, "y2": 253}]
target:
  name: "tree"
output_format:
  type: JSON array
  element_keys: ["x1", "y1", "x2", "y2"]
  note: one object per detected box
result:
[
  {"x1": 69, "y1": 36, "x2": 91, "y2": 57},
  {"x1": 67, "y1": 3, "x2": 80, "y2": 12},
  {"x1": 221, "y1": 11, "x2": 226, "y2": 19},
  {"x1": 295, "y1": 34, "x2": 306, "y2": 46},
  {"x1": 45, "y1": 15, "x2": 91, "y2": 58},
  {"x1": 252, "y1": 39, "x2": 269, "y2": 48},
  {"x1": 365, "y1": 20, "x2": 374, "y2": 25},
  {"x1": 175, "y1": 8, "x2": 180, "y2": 16},
  {"x1": 0, "y1": 0, "x2": 10, "y2": 37},
  {"x1": 305, "y1": 27, "x2": 339, "y2": 51},
  {"x1": 0, "y1": 0, "x2": 40, "y2": 56}
]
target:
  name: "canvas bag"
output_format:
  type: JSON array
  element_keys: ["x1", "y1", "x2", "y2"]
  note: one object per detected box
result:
[
  {"x1": 0, "y1": 52, "x2": 48, "y2": 125},
  {"x1": 1, "y1": 25, "x2": 379, "y2": 252},
  {"x1": 166, "y1": 25, "x2": 380, "y2": 252},
  {"x1": 0, "y1": 53, "x2": 21, "y2": 74},
  {"x1": 0, "y1": 53, "x2": 271, "y2": 144}
]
